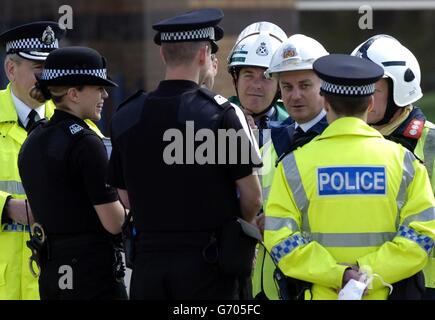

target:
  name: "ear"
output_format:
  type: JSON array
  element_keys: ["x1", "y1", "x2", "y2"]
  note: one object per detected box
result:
[
  {"x1": 212, "y1": 58, "x2": 218, "y2": 76},
  {"x1": 198, "y1": 45, "x2": 208, "y2": 66},
  {"x1": 367, "y1": 95, "x2": 375, "y2": 113},
  {"x1": 4, "y1": 58, "x2": 16, "y2": 82},
  {"x1": 66, "y1": 87, "x2": 80, "y2": 103},
  {"x1": 321, "y1": 93, "x2": 329, "y2": 112},
  {"x1": 159, "y1": 47, "x2": 166, "y2": 64}
]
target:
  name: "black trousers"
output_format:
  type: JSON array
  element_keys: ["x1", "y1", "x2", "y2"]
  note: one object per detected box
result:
[
  {"x1": 39, "y1": 236, "x2": 127, "y2": 300},
  {"x1": 130, "y1": 249, "x2": 238, "y2": 300},
  {"x1": 422, "y1": 288, "x2": 435, "y2": 300}
]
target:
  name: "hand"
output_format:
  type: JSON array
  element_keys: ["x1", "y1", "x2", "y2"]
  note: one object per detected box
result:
[
  {"x1": 254, "y1": 213, "x2": 265, "y2": 235},
  {"x1": 338, "y1": 263, "x2": 359, "y2": 272},
  {"x1": 342, "y1": 268, "x2": 361, "y2": 287},
  {"x1": 5, "y1": 198, "x2": 34, "y2": 225},
  {"x1": 341, "y1": 268, "x2": 369, "y2": 296}
]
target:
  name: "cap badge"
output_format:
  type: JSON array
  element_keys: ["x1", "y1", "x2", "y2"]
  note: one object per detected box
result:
[
  {"x1": 41, "y1": 26, "x2": 55, "y2": 45},
  {"x1": 256, "y1": 42, "x2": 268, "y2": 56},
  {"x1": 282, "y1": 45, "x2": 297, "y2": 59}
]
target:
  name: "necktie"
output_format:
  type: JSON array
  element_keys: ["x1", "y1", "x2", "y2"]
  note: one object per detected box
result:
[
  {"x1": 257, "y1": 116, "x2": 270, "y2": 148},
  {"x1": 257, "y1": 115, "x2": 270, "y2": 130},
  {"x1": 294, "y1": 126, "x2": 304, "y2": 137},
  {"x1": 26, "y1": 110, "x2": 38, "y2": 132}
]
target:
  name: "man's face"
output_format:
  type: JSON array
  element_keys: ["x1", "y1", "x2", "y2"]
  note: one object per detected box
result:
[
  {"x1": 8, "y1": 56, "x2": 44, "y2": 107},
  {"x1": 201, "y1": 54, "x2": 218, "y2": 90},
  {"x1": 279, "y1": 69, "x2": 323, "y2": 124},
  {"x1": 368, "y1": 78, "x2": 389, "y2": 124},
  {"x1": 236, "y1": 66, "x2": 278, "y2": 115}
]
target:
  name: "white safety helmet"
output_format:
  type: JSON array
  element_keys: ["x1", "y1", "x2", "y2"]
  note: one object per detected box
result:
[
  {"x1": 351, "y1": 35, "x2": 422, "y2": 107},
  {"x1": 227, "y1": 22, "x2": 287, "y2": 74},
  {"x1": 265, "y1": 34, "x2": 328, "y2": 78}
]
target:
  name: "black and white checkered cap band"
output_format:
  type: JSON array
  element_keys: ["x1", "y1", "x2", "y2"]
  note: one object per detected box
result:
[
  {"x1": 161, "y1": 27, "x2": 215, "y2": 42},
  {"x1": 321, "y1": 80, "x2": 376, "y2": 96},
  {"x1": 6, "y1": 38, "x2": 58, "y2": 52},
  {"x1": 40, "y1": 68, "x2": 107, "y2": 81}
]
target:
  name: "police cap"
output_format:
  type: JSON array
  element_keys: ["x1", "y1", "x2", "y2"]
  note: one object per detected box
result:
[
  {"x1": 153, "y1": 8, "x2": 224, "y2": 54},
  {"x1": 0, "y1": 21, "x2": 65, "y2": 61},
  {"x1": 38, "y1": 47, "x2": 117, "y2": 87},
  {"x1": 313, "y1": 54, "x2": 384, "y2": 97}
]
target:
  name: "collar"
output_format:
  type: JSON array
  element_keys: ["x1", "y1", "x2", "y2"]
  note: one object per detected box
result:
[
  {"x1": 49, "y1": 109, "x2": 89, "y2": 127},
  {"x1": 295, "y1": 109, "x2": 327, "y2": 132},
  {"x1": 228, "y1": 95, "x2": 278, "y2": 120},
  {"x1": 263, "y1": 107, "x2": 276, "y2": 119},
  {"x1": 154, "y1": 80, "x2": 199, "y2": 96},
  {"x1": 372, "y1": 105, "x2": 413, "y2": 136},
  {"x1": 317, "y1": 117, "x2": 383, "y2": 141},
  {"x1": 11, "y1": 89, "x2": 45, "y2": 127}
]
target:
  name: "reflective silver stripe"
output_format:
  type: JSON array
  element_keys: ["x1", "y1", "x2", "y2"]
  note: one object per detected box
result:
[
  {"x1": 262, "y1": 129, "x2": 271, "y2": 146},
  {"x1": 311, "y1": 232, "x2": 395, "y2": 247},
  {"x1": 270, "y1": 233, "x2": 310, "y2": 264},
  {"x1": 265, "y1": 216, "x2": 300, "y2": 232},
  {"x1": 402, "y1": 207, "x2": 435, "y2": 227},
  {"x1": 423, "y1": 127, "x2": 435, "y2": 180},
  {"x1": 282, "y1": 153, "x2": 310, "y2": 232},
  {"x1": 102, "y1": 137, "x2": 112, "y2": 158},
  {"x1": 397, "y1": 225, "x2": 434, "y2": 255},
  {"x1": 0, "y1": 180, "x2": 25, "y2": 195},
  {"x1": 262, "y1": 185, "x2": 271, "y2": 203},
  {"x1": 396, "y1": 151, "x2": 416, "y2": 228}
]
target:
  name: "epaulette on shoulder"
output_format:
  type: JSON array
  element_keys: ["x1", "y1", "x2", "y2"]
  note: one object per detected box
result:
[
  {"x1": 116, "y1": 90, "x2": 147, "y2": 111},
  {"x1": 112, "y1": 90, "x2": 148, "y2": 141},
  {"x1": 198, "y1": 87, "x2": 230, "y2": 109},
  {"x1": 402, "y1": 117, "x2": 425, "y2": 140},
  {"x1": 62, "y1": 120, "x2": 95, "y2": 139}
]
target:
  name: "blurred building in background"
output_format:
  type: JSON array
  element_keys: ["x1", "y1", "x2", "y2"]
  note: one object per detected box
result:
[{"x1": 1, "y1": 0, "x2": 435, "y2": 134}]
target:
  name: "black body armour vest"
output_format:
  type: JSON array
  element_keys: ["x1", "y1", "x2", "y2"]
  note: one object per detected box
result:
[
  {"x1": 111, "y1": 87, "x2": 243, "y2": 233},
  {"x1": 19, "y1": 118, "x2": 107, "y2": 235}
]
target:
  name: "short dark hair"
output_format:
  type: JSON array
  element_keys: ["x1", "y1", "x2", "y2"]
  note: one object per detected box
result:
[
  {"x1": 161, "y1": 41, "x2": 210, "y2": 67},
  {"x1": 322, "y1": 92, "x2": 371, "y2": 116}
]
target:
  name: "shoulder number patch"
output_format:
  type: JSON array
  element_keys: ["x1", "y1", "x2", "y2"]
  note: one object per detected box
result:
[
  {"x1": 403, "y1": 119, "x2": 424, "y2": 139},
  {"x1": 69, "y1": 124, "x2": 84, "y2": 135},
  {"x1": 214, "y1": 94, "x2": 228, "y2": 106}
]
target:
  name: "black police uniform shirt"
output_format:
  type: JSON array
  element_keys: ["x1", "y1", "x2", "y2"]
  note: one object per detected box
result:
[
  {"x1": 109, "y1": 80, "x2": 260, "y2": 235},
  {"x1": 18, "y1": 110, "x2": 118, "y2": 235}
]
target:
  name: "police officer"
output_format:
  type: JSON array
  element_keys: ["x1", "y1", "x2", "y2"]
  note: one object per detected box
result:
[
  {"x1": 226, "y1": 21, "x2": 288, "y2": 300},
  {"x1": 18, "y1": 47, "x2": 127, "y2": 300},
  {"x1": 0, "y1": 21, "x2": 65, "y2": 300},
  {"x1": 109, "y1": 8, "x2": 262, "y2": 300},
  {"x1": 352, "y1": 35, "x2": 435, "y2": 299},
  {"x1": 264, "y1": 54, "x2": 435, "y2": 300},
  {"x1": 227, "y1": 21, "x2": 289, "y2": 147},
  {"x1": 252, "y1": 34, "x2": 329, "y2": 300}
]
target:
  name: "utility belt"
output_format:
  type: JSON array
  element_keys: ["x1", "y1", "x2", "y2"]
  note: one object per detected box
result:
[
  {"x1": 273, "y1": 268, "x2": 312, "y2": 300},
  {"x1": 131, "y1": 218, "x2": 257, "y2": 276},
  {"x1": 136, "y1": 230, "x2": 213, "y2": 249},
  {"x1": 26, "y1": 224, "x2": 125, "y2": 282}
]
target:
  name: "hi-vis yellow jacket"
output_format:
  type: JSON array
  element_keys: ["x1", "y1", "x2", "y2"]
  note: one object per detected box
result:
[
  {"x1": 251, "y1": 139, "x2": 280, "y2": 300},
  {"x1": 414, "y1": 120, "x2": 435, "y2": 289},
  {"x1": 265, "y1": 117, "x2": 435, "y2": 300},
  {"x1": 0, "y1": 84, "x2": 103, "y2": 300}
]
